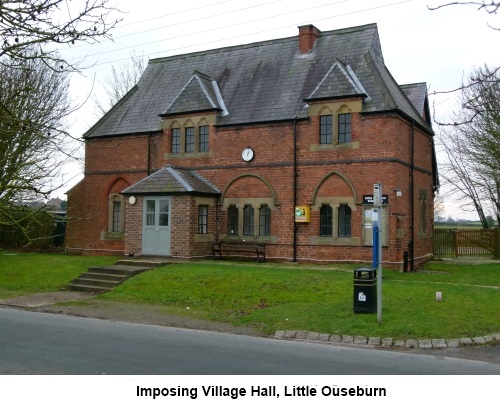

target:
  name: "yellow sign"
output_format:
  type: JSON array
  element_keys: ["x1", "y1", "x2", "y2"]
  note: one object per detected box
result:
[{"x1": 295, "y1": 206, "x2": 310, "y2": 222}]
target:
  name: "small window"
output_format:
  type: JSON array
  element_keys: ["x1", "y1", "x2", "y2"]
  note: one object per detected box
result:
[
  {"x1": 199, "y1": 125, "x2": 209, "y2": 152},
  {"x1": 185, "y1": 127, "x2": 194, "y2": 153},
  {"x1": 320, "y1": 205, "x2": 333, "y2": 237},
  {"x1": 171, "y1": 128, "x2": 180, "y2": 153},
  {"x1": 338, "y1": 205, "x2": 351, "y2": 237},
  {"x1": 259, "y1": 205, "x2": 271, "y2": 236},
  {"x1": 112, "y1": 200, "x2": 121, "y2": 232},
  {"x1": 198, "y1": 205, "x2": 208, "y2": 234},
  {"x1": 243, "y1": 205, "x2": 254, "y2": 236},
  {"x1": 228, "y1": 205, "x2": 238, "y2": 235},
  {"x1": 320, "y1": 115, "x2": 333, "y2": 144},
  {"x1": 338, "y1": 113, "x2": 351, "y2": 143}
]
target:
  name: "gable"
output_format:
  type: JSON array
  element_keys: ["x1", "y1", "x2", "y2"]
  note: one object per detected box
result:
[{"x1": 162, "y1": 71, "x2": 226, "y2": 117}]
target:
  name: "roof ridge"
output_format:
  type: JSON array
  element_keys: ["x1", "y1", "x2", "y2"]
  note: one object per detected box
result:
[{"x1": 166, "y1": 167, "x2": 194, "y2": 192}]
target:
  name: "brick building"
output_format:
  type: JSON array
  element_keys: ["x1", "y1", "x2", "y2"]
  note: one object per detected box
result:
[{"x1": 66, "y1": 23, "x2": 438, "y2": 270}]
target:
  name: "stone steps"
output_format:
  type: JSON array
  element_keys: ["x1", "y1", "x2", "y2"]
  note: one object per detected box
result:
[{"x1": 67, "y1": 265, "x2": 152, "y2": 294}]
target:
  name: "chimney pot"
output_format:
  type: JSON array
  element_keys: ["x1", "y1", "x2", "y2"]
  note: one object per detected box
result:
[{"x1": 298, "y1": 24, "x2": 320, "y2": 54}]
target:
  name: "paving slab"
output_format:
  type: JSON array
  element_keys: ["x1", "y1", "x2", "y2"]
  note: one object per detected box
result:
[
  {"x1": 405, "y1": 339, "x2": 418, "y2": 348},
  {"x1": 432, "y1": 339, "x2": 448, "y2": 349},
  {"x1": 418, "y1": 340, "x2": 432, "y2": 349},
  {"x1": 341, "y1": 335, "x2": 354, "y2": 344},
  {"x1": 306, "y1": 332, "x2": 320, "y2": 340},
  {"x1": 354, "y1": 336, "x2": 367, "y2": 345}
]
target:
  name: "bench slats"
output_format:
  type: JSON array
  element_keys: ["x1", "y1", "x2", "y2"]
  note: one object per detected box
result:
[{"x1": 212, "y1": 241, "x2": 266, "y2": 262}]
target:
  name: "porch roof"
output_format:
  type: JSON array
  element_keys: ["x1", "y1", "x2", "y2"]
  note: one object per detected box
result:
[{"x1": 121, "y1": 166, "x2": 220, "y2": 196}]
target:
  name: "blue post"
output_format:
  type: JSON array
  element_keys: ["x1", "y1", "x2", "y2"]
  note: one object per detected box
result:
[{"x1": 373, "y1": 221, "x2": 379, "y2": 268}]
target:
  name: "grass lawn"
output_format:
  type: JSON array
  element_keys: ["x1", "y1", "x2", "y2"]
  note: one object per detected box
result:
[
  {"x1": 0, "y1": 251, "x2": 116, "y2": 298},
  {"x1": 1, "y1": 251, "x2": 498, "y2": 339}
]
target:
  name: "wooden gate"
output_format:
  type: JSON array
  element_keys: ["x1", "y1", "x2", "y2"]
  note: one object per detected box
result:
[{"x1": 433, "y1": 228, "x2": 498, "y2": 259}]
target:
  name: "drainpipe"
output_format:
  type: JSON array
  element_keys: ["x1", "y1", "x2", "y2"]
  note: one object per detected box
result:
[
  {"x1": 147, "y1": 132, "x2": 152, "y2": 175},
  {"x1": 293, "y1": 116, "x2": 298, "y2": 262},
  {"x1": 410, "y1": 120, "x2": 415, "y2": 272}
]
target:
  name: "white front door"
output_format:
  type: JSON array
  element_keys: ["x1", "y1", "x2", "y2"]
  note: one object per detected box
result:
[{"x1": 142, "y1": 197, "x2": 171, "y2": 256}]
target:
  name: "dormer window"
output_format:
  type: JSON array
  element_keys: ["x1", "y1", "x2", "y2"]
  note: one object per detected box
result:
[
  {"x1": 320, "y1": 115, "x2": 333, "y2": 144},
  {"x1": 185, "y1": 127, "x2": 195, "y2": 153},
  {"x1": 171, "y1": 128, "x2": 181, "y2": 153},
  {"x1": 338, "y1": 113, "x2": 351, "y2": 143},
  {"x1": 199, "y1": 125, "x2": 209, "y2": 152}
]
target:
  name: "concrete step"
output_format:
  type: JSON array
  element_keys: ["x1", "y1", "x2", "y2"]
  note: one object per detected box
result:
[
  {"x1": 66, "y1": 283, "x2": 111, "y2": 294},
  {"x1": 116, "y1": 258, "x2": 172, "y2": 267},
  {"x1": 88, "y1": 265, "x2": 151, "y2": 276},
  {"x1": 70, "y1": 277, "x2": 124, "y2": 288},
  {"x1": 80, "y1": 272, "x2": 129, "y2": 282}
]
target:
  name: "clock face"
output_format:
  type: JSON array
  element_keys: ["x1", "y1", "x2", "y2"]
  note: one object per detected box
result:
[{"x1": 242, "y1": 147, "x2": 254, "y2": 162}]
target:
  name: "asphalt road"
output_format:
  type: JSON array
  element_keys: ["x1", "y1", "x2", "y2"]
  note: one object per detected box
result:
[{"x1": 1, "y1": 308, "x2": 499, "y2": 375}]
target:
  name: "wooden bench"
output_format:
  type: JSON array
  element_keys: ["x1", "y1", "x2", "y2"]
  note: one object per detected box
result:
[{"x1": 212, "y1": 240, "x2": 266, "y2": 262}]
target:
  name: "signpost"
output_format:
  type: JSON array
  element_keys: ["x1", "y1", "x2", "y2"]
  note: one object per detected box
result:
[{"x1": 373, "y1": 182, "x2": 383, "y2": 323}]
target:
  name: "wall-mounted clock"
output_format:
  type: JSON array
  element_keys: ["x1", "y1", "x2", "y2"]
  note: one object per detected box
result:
[{"x1": 242, "y1": 147, "x2": 254, "y2": 162}]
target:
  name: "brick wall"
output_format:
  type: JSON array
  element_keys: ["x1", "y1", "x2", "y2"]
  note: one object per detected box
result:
[{"x1": 67, "y1": 108, "x2": 435, "y2": 269}]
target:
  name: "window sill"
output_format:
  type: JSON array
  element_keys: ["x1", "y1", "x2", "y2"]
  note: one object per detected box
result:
[
  {"x1": 164, "y1": 151, "x2": 213, "y2": 159},
  {"x1": 310, "y1": 141, "x2": 360, "y2": 151},
  {"x1": 310, "y1": 236, "x2": 360, "y2": 246},
  {"x1": 194, "y1": 234, "x2": 214, "y2": 243},
  {"x1": 102, "y1": 232, "x2": 125, "y2": 241},
  {"x1": 220, "y1": 234, "x2": 277, "y2": 243}
]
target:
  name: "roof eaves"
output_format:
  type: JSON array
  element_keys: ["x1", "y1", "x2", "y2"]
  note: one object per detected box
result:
[{"x1": 83, "y1": 85, "x2": 139, "y2": 139}]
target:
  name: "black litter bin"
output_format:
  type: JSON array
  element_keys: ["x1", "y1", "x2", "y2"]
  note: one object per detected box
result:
[{"x1": 353, "y1": 268, "x2": 377, "y2": 313}]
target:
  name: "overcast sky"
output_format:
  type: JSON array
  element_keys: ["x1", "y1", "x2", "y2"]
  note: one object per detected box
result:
[{"x1": 56, "y1": 0, "x2": 500, "y2": 219}]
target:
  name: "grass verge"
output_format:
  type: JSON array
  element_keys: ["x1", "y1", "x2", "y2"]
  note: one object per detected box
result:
[{"x1": 1, "y1": 251, "x2": 498, "y2": 339}]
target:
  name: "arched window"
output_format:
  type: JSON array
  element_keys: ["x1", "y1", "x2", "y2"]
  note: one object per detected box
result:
[
  {"x1": 259, "y1": 205, "x2": 271, "y2": 236},
  {"x1": 338, "y1": 204, "x2": 352, "y2": 237},
  {"x1": 108, "y1": 194, "x2": 125, "y2": 233},
  {"x1": 320, "y1": 205, "x2": 333, "y2": 237}
]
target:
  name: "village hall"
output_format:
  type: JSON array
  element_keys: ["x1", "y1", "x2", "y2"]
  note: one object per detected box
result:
[{"x1": 66, "y1": 23, "x2": 438, "y2": 270}]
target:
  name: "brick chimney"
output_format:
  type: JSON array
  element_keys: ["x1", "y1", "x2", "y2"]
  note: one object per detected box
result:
[{"x1": 298, "y1": 24, "x2": 320, "y2": 54}]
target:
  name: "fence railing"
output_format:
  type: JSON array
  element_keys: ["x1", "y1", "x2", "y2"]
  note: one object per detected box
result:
[{"x1": 433, "y1": 227, "x2": 499, "y2": 259}]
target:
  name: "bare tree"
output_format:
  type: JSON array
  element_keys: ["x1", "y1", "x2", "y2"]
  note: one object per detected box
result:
[
  {"x1": 437, "y1": 65, "x2": 500, "y2": 226},
  {"x1": 428, "y1": 1, "x2": 500, "y2": 124},
  {"x1": 0, "y1": 51, "x2": 78, "y2": 240},
  {"x1": 0, "y1": 0, "x2": 122, "y2": 71},
  {"x1": 92, "y1": 51, "x2": 147, "y2": 117}
]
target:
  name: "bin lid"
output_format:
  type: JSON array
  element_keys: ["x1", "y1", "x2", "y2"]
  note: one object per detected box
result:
[{"x1": 354, "y1": 268, "x2": 376, "y2": 279}]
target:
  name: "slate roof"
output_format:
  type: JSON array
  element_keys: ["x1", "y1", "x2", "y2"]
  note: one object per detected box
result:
[
  {"x1": 162, "y1": 71, "x2": 227, "y2": 116},
  {"x1": 121, "y1": 166, "x2": 221, "y2": 195},
  {"x1": 400, "y1": 83, "x2": 428, "y2": 115},
  {"x1": 84, "y1": 23, "x2": 432, "y2": 138}
]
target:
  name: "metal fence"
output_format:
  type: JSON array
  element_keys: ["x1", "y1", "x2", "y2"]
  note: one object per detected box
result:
[{"x1": 433, "y1": 228, "x2": 498, "y2": 259}]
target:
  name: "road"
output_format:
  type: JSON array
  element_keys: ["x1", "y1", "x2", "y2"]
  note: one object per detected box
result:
[{"x1": 1, "y1": 308, "x2": 499, "y2": 375}]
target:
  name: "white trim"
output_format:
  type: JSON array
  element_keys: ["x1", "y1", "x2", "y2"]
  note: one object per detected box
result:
[{"x1": 212, "y1": 80, "x2": 229, "y2": 117}]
